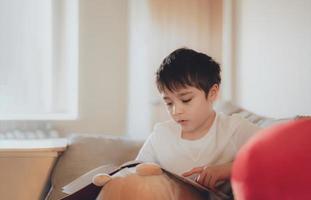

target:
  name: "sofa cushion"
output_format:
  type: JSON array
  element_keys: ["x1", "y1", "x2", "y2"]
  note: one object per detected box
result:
[
  {"x1": 214, "y1": 101, "x2": 295, "y2": 127},
  {"x1": 46, "y1": 134, "x2": 143, "y2": 200}
]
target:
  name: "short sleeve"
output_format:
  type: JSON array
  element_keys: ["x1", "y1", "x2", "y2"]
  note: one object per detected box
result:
[
  {"x1": 232, "y1": 116, "x2": 262, "y2": 154},
  {"x1": 135, "y1": 120, "x2": 179, "y2": 165},
  {"x1": 135, "y1": 132, "x2": 158, "y2": 163}
]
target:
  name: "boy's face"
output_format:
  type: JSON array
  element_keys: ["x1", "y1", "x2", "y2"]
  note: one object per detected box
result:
[{"x1": 161, "y1": 85, "x2": 219, "y2": 135}]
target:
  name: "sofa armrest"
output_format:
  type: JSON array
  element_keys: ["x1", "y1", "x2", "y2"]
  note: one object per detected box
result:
[{"x1": 45, "y1": 134, "x2": 143, "y2": 200}]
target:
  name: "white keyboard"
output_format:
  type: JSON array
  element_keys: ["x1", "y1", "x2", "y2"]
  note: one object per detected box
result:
[{"x1": 0, "y1": 130, "x2": 59, "y2": 140}]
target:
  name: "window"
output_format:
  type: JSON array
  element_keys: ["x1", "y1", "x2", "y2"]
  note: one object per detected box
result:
[{"x1": 0, "y1": 0, "x2": 78, "y2": 120}]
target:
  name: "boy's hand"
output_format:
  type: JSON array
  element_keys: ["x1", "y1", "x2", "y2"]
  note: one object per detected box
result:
[{"x1": 182, "y1": 162, "x2": 232, "y2": 190}]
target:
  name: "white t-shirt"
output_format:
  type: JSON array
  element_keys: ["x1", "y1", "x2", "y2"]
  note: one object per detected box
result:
[{"x1": 136, "y1": 112, "x2": 261, "y2": 175}]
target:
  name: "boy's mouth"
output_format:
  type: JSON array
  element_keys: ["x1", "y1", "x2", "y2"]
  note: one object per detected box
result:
[{"x1": 177, "y1": 120, "x2": 188, "y2": 125}]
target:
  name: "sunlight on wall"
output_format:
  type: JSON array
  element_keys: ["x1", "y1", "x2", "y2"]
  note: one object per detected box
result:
[{"x1": 127, "y1": 0, "x2": 223, "y2": 139}]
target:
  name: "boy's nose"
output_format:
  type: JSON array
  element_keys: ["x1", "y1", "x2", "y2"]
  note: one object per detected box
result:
[{"x1": 172, "y1": 104, "x2": 183, "y2": 115}]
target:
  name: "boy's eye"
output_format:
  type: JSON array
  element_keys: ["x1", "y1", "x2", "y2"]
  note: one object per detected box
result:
[
  {"x1": 182, "y1": 99, "x2": 192, "y2": 103},
  {"x1": 165, "y1": 102, "x2": 173, "y2": 106}
]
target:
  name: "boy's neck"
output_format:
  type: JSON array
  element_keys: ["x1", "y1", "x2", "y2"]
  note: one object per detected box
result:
[{"x1": 181, "y1": 111, "x2": 216, "y2": 140}]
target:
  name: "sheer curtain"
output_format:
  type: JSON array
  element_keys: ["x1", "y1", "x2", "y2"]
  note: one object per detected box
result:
[{"x1": 0, "y1": 0, "x2": 78, "y2": 120}]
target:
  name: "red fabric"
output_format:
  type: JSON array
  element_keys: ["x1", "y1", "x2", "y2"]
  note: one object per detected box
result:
[{"x1": 231, "y1": 119, "x2": 311, "y2": 200}]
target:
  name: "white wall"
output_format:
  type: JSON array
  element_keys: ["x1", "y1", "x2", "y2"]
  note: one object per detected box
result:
[
  {"x1": 232, "y1": 0, "x2": 311, "y2": 118},
  {"x1": 54, "y1": 0, "x2": 128, "y2": 135}
]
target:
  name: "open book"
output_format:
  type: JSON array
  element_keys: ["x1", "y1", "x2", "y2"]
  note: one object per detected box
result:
[
  {"x1": 62, "y1": 164, "x2": 117, "y2": 195},
  {"x1": 60, "y1": 161, "x2": 230, "y2": 200}
]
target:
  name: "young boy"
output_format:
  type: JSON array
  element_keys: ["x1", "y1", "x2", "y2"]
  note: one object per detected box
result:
[{"x1": 136, "y1": 48, "x2": 260, "y2": 190}]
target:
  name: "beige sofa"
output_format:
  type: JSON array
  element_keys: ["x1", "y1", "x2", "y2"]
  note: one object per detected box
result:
[{"x1": 45, "y1": 101, "x2": 295, "y2": 200}]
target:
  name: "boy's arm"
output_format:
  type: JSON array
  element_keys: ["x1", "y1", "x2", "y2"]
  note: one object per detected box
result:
[
  {"x1": 232, "y1": 116, "x2": 262, "y2": 154},
  {"x1": 182, "y1": 162, "x2": 232, "y2": 190}
]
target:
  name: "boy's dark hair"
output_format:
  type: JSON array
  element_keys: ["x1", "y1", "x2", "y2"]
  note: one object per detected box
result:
[{"x1": 156, "y1": 48, "x2": 221, "y2": 96}]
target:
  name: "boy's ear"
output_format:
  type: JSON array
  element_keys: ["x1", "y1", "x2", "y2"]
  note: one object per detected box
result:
[{"x1": 208, "y1": 84, "x2": 219, "y2": 101}]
